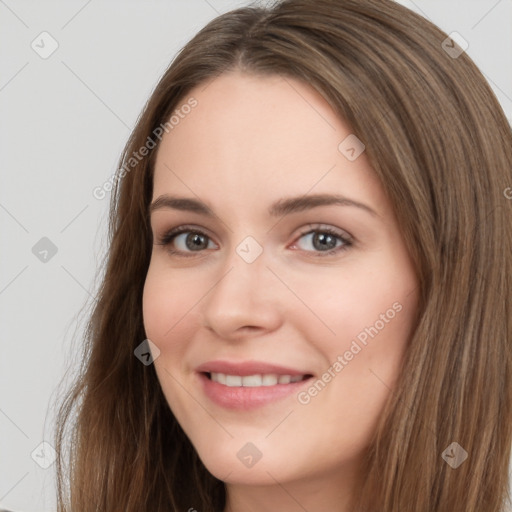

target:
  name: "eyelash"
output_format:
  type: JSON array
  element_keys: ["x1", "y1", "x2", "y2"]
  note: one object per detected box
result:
[{"x1": 156, "y1": 224, "x2": 353, "y2": 258}]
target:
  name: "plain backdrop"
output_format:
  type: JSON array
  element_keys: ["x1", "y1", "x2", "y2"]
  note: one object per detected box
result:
[{"x1": 1, "y1": 1, "x2": 511, "y2": 511}]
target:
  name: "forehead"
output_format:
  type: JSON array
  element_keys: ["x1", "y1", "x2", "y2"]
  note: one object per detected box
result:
[{"x1": 152, "y1": 70, "x2": 383, "y2": 211}]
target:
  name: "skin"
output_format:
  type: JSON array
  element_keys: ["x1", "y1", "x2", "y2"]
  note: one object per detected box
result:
[{"x1": 142, "y1": 70, "x2": 419, "y2": 512}]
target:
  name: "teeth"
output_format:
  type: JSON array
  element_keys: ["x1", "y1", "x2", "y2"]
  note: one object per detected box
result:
[
  {"x1": 225, "y1": 375, "x2": 242, "y2": 386},
  {"x1": 242, "y1": 375, "x2": 264, "y2": 387},
  {"x1": 262, "y1": 374, "x2": 279, "y2": 385},
  {"x1": 210, "y1": 372, "x2": 305, "y2": 387}
]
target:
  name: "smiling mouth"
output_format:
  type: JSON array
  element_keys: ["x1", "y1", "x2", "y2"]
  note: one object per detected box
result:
[{"x1": 203, "y1": 372, "x2": 312, "y2": 387}]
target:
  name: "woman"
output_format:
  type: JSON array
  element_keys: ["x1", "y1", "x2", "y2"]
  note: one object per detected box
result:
[{"x1": 55, "y1": 0, "x2": 512, "y2": 510}]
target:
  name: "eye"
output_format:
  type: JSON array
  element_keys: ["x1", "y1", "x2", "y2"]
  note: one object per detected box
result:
[
  {"x1": 156, "y1": 224, "x2": 353, "y2": 258},
  {"x1": 157, "y1": 225, "x2": 217, "y2": 257},
  {"x1": 290, "y1": 225, "x2": 353, "y2": 257}
]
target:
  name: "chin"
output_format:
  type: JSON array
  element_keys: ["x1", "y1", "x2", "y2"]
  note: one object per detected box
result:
[{"x1": 189, "y1": 435, "x2": 295, "y2": 485}]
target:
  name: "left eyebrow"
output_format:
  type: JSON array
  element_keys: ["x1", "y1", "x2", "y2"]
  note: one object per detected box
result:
[
  {"x1": 149, "y1": 193, "x2": 378, "y2": 218},
  {"x1": 268, "y1": 193, "x2": 378, "y2": 218}
]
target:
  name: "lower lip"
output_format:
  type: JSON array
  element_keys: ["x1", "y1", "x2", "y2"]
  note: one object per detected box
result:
[{"x1": 198, "y1": 373, "x2": 312, "y2": 410}]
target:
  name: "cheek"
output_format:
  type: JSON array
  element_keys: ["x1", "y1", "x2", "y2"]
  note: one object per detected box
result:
[
  {"x1": 142, "y1": 263, "x2": 199, "y2": 362},
  {"x1": 142, "y1": 264, "x2": 204, "y2": 422},
  {"x1": 289, "y1": 257, "x2": 417, "y2": 354},
  {"x1": 291, "y1": 250, "x2": 418, "y2": 410}
]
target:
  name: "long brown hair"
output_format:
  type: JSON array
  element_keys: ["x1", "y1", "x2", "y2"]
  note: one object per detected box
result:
[{"x1": 54, "y1": 0, "x2": 512, "y2": 510}]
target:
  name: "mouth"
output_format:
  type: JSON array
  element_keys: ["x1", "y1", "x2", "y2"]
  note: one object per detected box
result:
[{"x1": 195, "y1": 361, "x2": 314, "y2": 410}]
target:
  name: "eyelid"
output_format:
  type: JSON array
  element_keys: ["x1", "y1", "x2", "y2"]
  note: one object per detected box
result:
[
  {"x1": 156, "y1": 224, "x2": 218, "y2": 250},
  {"x1": 293, "y1": 223, "x2": 354, "y2": 243}
]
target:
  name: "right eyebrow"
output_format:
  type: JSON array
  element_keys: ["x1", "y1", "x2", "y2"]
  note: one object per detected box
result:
[{"x1": 149, "y1": 195, "x2": 213, "y2": 216}]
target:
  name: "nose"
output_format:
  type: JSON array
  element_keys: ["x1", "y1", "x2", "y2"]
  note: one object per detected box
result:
[{"x1": 201, "y1": 245, "x2": 283, "y2": 341}]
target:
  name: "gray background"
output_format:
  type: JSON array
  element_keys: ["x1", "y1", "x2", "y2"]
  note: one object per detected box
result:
[{"x1": 1, "y1": 1, "x2": 511, "y2": 511}]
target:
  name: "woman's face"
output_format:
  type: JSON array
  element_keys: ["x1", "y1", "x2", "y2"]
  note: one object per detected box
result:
[{"x1": 143, "y1": 71, "x2": 418, "y2": 496}]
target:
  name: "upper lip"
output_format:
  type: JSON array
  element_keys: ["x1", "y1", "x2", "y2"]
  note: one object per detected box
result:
[{"x1": 195, "y1": 360, "x2": 312, "y2": 377}]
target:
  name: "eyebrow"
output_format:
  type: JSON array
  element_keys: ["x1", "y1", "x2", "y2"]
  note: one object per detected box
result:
[{"x1": 149, "y1": 193, "x2": 377, "y2": 218}]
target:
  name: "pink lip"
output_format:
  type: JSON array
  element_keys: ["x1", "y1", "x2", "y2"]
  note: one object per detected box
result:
[
  {"x1": 195, "y1": 360, "x2": 309, "y2": 376},
  {"x1": 195, "y1": 360, "x2": 313, "y2": 410}
]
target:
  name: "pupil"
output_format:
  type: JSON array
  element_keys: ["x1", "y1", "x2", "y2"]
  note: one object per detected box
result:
[
  {"x1": 314, "y1": 232, "x2": 336, "y2": 251},
  {"x1": 187, "y1": 233, "x2": 207, "y2": 250}
]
